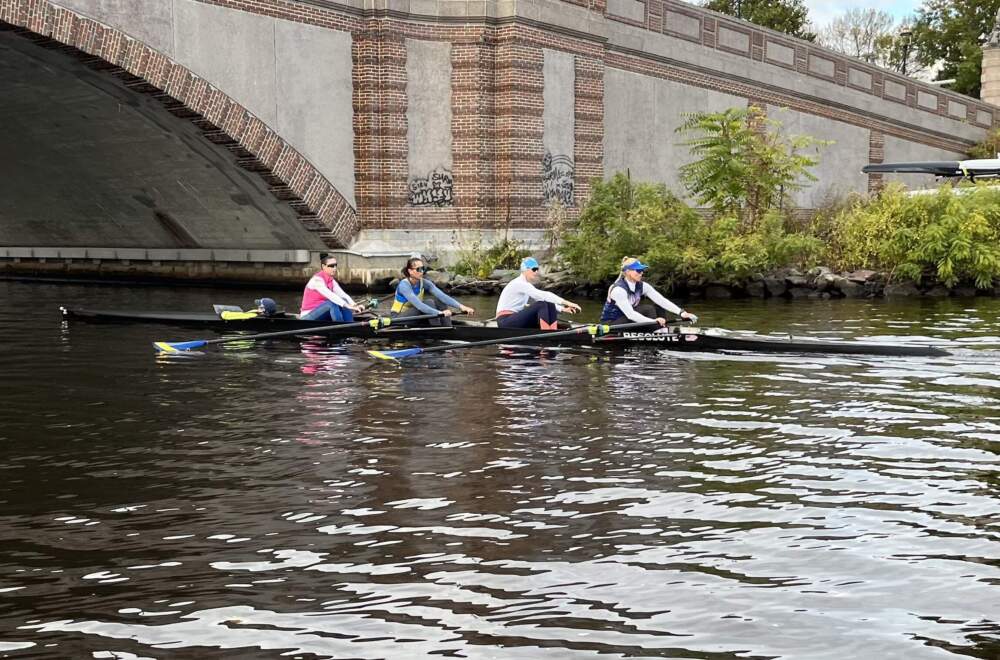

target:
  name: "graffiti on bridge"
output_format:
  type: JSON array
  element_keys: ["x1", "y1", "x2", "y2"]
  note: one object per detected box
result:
[
  {"x1": 408, "y1": 168, "x2": 454, "y2": 207},
  {"x1": 542, "y1": 151, "x2": 574, "y2": 206}
]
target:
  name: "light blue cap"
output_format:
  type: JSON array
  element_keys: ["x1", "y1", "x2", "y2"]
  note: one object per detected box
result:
[{"x1": 520, "y1": 257, "x2": 540, "y2": 271}]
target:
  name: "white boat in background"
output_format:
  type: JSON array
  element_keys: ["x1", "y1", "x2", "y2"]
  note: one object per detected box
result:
[{"x1": 862, "y1": 158, "x2": 1000, "y2": 180}]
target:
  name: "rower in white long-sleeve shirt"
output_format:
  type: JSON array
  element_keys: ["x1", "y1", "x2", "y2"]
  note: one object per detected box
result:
[
  {"x1": 495, "y1": 257, "x2": 581, "y2": 330},
  {"x1": 599, "y1": 257, "x2": 698, "y2": 327}
]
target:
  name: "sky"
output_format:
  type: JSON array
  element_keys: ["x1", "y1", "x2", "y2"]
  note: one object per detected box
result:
[{"x1": 804, "y1": 0, "x2": 923, "y2": 28}]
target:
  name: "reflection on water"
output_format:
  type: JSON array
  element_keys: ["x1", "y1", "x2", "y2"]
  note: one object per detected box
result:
[{"x1": 1, "y1": 281, "x2": 998, "y2": 659}]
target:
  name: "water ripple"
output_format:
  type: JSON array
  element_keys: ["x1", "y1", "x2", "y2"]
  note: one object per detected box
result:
[{"x1": 1, "y1": 284, "x2": 998, "y2": 658}]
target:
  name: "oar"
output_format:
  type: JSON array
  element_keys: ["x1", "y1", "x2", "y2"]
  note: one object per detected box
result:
[
  {"x1": 367, "y1": 292, "x2": 395, "y2": 308},
  {"x1": 368, "y1": 320, "x2": 660, "y2": 361},
  {"x1": 153, "y1": 313, "x2": 440, "y2": 353}
]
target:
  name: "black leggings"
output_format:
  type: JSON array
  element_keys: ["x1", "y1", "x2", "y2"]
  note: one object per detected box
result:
[
  {"x1": 497, "y1": 301, "x2": 559, "y2": 329},
  {"x1": 608, "y1": 304, "x2": 660, "y2": 325}
]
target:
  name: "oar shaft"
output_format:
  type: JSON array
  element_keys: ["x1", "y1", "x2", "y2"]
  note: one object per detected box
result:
[
  {"x1": 414, "y1": 320, "x2": 660, "y2": 355},
  {"x1": 203, "y1": 313, "x2": 443, "y2": 345},
  {"x1": 156, "y1": 312, "x2": 444, "y2": 352}
]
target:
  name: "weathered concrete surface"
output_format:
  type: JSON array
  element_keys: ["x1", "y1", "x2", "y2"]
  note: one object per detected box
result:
[
  {"x1": 349, "y1": 228, "x2": 550, "y2": 264},
  {"x1": 604, "y1": 69, "x2": 744, "y2": 195},
  {"x1": 601, "y1": 17, "x2": 987, "y2": 145},
  {"x1": 542, "y1": 49, "x2": 575, "y2": 206},
  {"x1": 49, "y1": 0, "x2": 174, "y2": 54},
  {"x1": 0, "y1": 31, "x2": 324, "y2": 250},
  {"x1": 406, "y1": 39, "x2": 453, "y2": 206},
  {"x1": 173, "y1": 1, "x2": 276, "y2": 121},
  {"x1": 882, "y1": 135, "x2": 967, "y2": 190},
  {"x1": 275, "y1": 19, "x2": 356, "y2": 208},
  {"x1": 769, "y1": 107, "x2": 869, "y2": 207},
  {"x1": 51, "y1": 0, "x2": 357, "y2": 209}
]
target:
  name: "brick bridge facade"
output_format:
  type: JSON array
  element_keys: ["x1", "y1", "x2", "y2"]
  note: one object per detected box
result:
[{"x1": 1, "y1": 0, "x2": 994, "y2": 268}]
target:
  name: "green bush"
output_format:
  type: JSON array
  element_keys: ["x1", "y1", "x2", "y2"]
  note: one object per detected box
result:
[
  {"x1": 558, "y1": 173, "x2": 825, "y2": 287},
  {"x1": 831, "y1": 184, "x2": 1000, "y2": 288},
  {"x1": 452, "y1": 237, "x2": 530, "y2": 279},
  {"x1": 967, "y1": 128, "x2": 1000, "y2": 160},
  {"x1": 557, "y1": 173, "x2": 699, "y2": 283},
  {"x1": 646, "y1": 211, "x2": 825, "y2": 286}
]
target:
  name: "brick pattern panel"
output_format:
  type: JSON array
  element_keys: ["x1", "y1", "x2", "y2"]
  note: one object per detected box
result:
[
  {"x1": 496, "y1": 32, "x2": 546, "y2": 228},
  {"x1": 868, "y1": 130, "x2": 885, "y2": 193},
  {"x1": 353, "y1": 22, "x2": 408, "y2": 230},
  {"x1": 452, "y1": 35, "x2": 499, "y2": 226}
]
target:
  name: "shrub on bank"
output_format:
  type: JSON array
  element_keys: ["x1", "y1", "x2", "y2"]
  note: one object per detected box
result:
[
  {"x1": 557, "y1": 108, "x2": 828, "y2": 290},
  {"x1": 831, "y1": 184, "x2": 1000, "y2": 288},
  {"x1": 553, "y1": 106, "x2": 1000, "y2": 296},
  {"x1": 452, "y1": 236, "x2": 529, "y2": 279},
  {"x1": 557, "y1": 173, "x2": 825, "y2": 288}
]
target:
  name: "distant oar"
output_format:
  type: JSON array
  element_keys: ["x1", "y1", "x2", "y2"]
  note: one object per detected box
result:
[
  {"x1": 368, "y1": 320, "x2": 660, "y2": 361},
  {"x1": 153, "y1": 313, "x2": 440, "y2": 353}
]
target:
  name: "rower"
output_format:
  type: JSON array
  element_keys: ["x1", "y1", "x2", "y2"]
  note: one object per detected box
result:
[
  {"x1": 390, "y1": 256, "x2": 475, "y2": 326},
  {"x1": 495, "y1": 257, "x2": 581, "y2": 330},
  {"x1": 255, "y1": 297, "x2": 279, "y2": 317},
  {"x1": 599, "y1": 257, "x2": 698, "y2": 327},
  {"x1": 300, "y1": 253, "x2": 367, "y2": 321}
]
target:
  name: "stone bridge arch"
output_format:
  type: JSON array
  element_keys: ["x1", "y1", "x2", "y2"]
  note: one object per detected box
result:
[{"x1": 1, "y1": 0, "x2": 358, "y2": 248}]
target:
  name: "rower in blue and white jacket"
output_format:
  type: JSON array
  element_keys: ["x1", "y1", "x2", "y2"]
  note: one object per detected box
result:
[
  {"x1": 390, "y1": 256, "x2": 475, "y2": 327},
  {"x1": 599, "y1": 257, "x2": 698, "y2": 327}
]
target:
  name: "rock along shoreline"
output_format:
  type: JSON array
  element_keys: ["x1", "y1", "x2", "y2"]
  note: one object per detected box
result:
[{"x1": 381, "y1": 266, "x2": 995, "y2": 301}]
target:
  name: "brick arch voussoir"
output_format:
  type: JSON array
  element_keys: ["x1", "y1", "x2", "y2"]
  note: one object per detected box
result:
[{"x1": 0, "y1": 0, "x2": 358, "y2": 248}]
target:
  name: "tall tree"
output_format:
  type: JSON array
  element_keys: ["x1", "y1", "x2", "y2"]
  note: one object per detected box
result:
[
  {"x1": 703, "y1": 0, "x2": 816, "y2": 42},
  {"x1": 817, "y1": 9, "x2": 926, "y2": 77},
  {"x1": 910, "y1": 0, "x2": 1000, "y2": 97},
  {"x1": 818, "y1": 8, "x2": 896, "y2": 64},
  {"x1": 676, "y1": 107, "x2": 827, "y2": 229}
]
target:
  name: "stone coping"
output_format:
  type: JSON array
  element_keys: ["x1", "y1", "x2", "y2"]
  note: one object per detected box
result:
[{"x1": 0, "y1": 247, "x2": 313, "y2": 262}]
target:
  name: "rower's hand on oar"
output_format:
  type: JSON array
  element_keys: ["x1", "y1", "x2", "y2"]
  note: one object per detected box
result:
[
  {"x1": 441, "y1": 309, "x2": 453, "y2": 317},
  {"x1": 656, "y1": 317, "x2": 668, "y2": 327},
  {"x1": 561, "y1": 302, "x2": 582, "y2": 314},
  {"x1": 459, "y1": 305, "x2": 475, "y2": 316},
  {"x1": 353, "y1": 303, "x2": 367, "y2": 314},
  {"x1": 680, "y1": 311, "x2": 698, "y2": 324}
]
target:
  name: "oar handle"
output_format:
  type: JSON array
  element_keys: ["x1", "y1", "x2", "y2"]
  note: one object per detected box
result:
[{"x1": 365, "y1": 292, "x2": 397, "y2": 309}]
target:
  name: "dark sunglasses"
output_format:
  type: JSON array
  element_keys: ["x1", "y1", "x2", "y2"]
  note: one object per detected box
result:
[
  {"x1": 324, "y1": 262, "x2": 338, "y2": 268},
  {"x1": 530, "y1": 267, "x2": 539, "y2": 272},
  {"x1": 411, "y1": 266, "x2": 430, "y2": 273}
]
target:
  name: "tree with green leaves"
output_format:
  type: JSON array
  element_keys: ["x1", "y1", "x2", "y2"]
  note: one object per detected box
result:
[
  {"x1": 703, "y1": 0, "x2": 816, "y2": 41},
  {"x1": 817, "y1": 9, "x2": 926, "y2": 77},
  {"x1": 910, "y1": 0, "x2": 1000, "y2": 97},
  {"x1": 676, "y1": 107, "x2": 827, "y2": 229},
  {"x1": 818, "y1": 8, "x2": 896, "y2": 64}
]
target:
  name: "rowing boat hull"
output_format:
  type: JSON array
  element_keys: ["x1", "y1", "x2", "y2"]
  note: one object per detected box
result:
[{"x1": 61, "y1": 307, "x2": 949, "y2": 357}]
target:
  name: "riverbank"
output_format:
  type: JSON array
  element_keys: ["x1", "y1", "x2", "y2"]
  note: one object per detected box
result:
[{"x1": 417, "y1": 266, "x2": 999, "y2": 301}]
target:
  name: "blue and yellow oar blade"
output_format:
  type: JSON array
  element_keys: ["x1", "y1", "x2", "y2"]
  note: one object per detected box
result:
[
  {"x1": 367, "y1": 347, "x2": 424, "y2": 361},
  {"x1": 154, "y1": 339, "x2": 208, "y2": 353}
]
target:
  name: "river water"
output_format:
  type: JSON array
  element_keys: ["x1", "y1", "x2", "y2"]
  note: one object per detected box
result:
[{"x1": 0, "y1": 280, "x2": 998, "y2": 659}]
